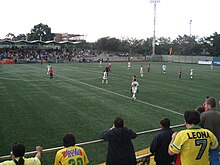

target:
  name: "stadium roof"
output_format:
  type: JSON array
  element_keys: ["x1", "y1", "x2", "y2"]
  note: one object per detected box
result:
[{"x1": 0, "y1": 39, "x2": 81, "y2": 44}]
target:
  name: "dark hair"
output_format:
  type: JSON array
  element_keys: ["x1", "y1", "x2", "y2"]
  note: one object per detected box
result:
[
  {"x1": 206, "y1": 96, "x2": 209, "y2": 99},
  {"x1": 12, "y1": 142, "x2": 25, "y2": 165},
  {"x1": 63, "y1": 133, "x2": 76, "y2": 147},
  {"x1": 184, "y1": 110, "x2": 200, "y2": 125},
  {"x1": 114, "y1": 117, "x2": 124, "y2": 128},
  {"x1": 206, "y1": 97, "x2": 216, "y2": 108},
  {"x1": 160, "y1": 118, "x2": 170, "y2": 128},
  {"x1": 196, "y1": 106, "x2": 205, "y2": 114}
]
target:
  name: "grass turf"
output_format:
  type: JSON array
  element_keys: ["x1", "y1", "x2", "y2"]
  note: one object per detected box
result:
[{"x1": 0, "y1": 62, "x2": 219, "y2": 164}]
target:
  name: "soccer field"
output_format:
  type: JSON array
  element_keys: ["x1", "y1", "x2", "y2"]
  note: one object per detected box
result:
[{"x1": 0, "y1": 62, "x2": 219, "y2": 164}]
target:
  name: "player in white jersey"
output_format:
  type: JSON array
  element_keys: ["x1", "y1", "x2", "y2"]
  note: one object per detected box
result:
[
  {"x1": 162, "y1": 64, "x2": 167, "y2": 74},
  {"x1": 47, "y1": 64, "x2": 51, "y2": 74},
  {"x1": 102, "y1": 70, "x2": 108, "y2": 84},
  {"x1": 140, "y1": 65, "x2": 144, "y2": 77},
  {"x1": 99, "y1": 59, "x2": 102, "y2": 67},
  {"x1": 128, "y1": 62, "x2": 131, "y2": 70},
  {"x1": 190, "y1": 68, "x2": 193, "y2": 79},
  {"x1": 131, "y1": 79, "x2": 139, "y2": 100}
]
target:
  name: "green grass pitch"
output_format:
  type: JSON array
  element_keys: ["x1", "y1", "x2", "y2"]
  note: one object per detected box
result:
[{"x1": 0, "y1": 62, "x2": 219, "y2": 164}]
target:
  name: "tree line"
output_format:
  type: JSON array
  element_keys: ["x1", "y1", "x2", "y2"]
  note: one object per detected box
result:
[{"x1": 3, "y1": 23, "x2": 220, "y2": 56}]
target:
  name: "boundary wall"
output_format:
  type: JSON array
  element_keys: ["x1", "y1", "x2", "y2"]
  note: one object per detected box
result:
[
  {"x1": 85, "y1": 55, "x2": 213, "y2": 64},
  {"x1": 0, "y1": 55, "x2": 214, "y2": 64}
]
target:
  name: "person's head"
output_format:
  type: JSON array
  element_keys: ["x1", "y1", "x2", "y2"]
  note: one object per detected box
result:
[
  {"x1": 114, "y1": 117, "x2": 124, "y2": 128},
  {"x1": 184, "y1": 110, "x2": 200, "y2": 125},
  {"x1": 206, "y1": 97, "x2": 216, "y2": 109},
  {"x1": 160, "y1": 118, "x2": 170, "y2": 128},
  {"x1": 205, "y1": 96, "x2": 209, "y2": 100},
  {"x1": 63, "y1": 133, "x2": 76, "y2": 147},
  {"x1": 12, "y1": 142, "x2": 25, "y2": 165},
  {"x1": 196, "y1": 106, "x2": 205, "y2": 114},
  {"x1": 12, "y1": 142, "x2": 25, "y2": 157}
]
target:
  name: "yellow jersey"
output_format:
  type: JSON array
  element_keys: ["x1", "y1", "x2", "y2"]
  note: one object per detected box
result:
[
  {"x1": 54, "y1": 146, "x2": 89, "y2": 165},
  {"x1": 0, "y1": 157, "x2": 40, "y2": 165},
  {"x1": 169, "y1": 125, "x2": 218, "y2": 165}
]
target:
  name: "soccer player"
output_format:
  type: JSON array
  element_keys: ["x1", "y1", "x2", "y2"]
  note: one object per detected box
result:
[
  {"x1": 105, "y1": 67, "x2": 109, "y2": 77},
  {"x1": 168, "y1": 110, "x2": 218, "y2": 165},
  {"x1": 190, "y1": 68, "x2": 193, "y2": 79},
  {"x1": 131, "y1": 78, "x2": 139, "y2": 100},
  {"x1": 107, "y1": 62, "x2": 111, "y2": 72},
  {"x1": 128, "y1": 62, "x2": 131, "y2": 70},
  {"x1": 140, "y1": 65, "x2": 144, "y2": 77},
  {"x1": 99, "y1": 58, "x2": 103, "y2": 67},
  {"x1": 132, "y1": 75, "x2": 136, "y2": 81},
  {"x1": 162, "y1": 64, "x2": 166, "y2": 74},
  {"x1": 178, "y1": 67, "x2": 182, "y2": 79},
  {"x1": 147, "y1": 63, "x2": 151, "y2": 72},
  {"x1": 131, "y1": 75, "x2": 137, "y2": 93},
  {"x1": 102, "y1": 70, "x2": 108, "y2": 84},
  {"x1": 210, "y1": 60, "x2": 214, "y2": 69},
  {"x1": 47, "y1": 64, "x2": 51, "y2": 74},
  {"x1": 54, "y1": 133, "x2": 89, "y2": 165},
  {"x1": 49, "y1": 67, "x2": 53, "y2": 79}
]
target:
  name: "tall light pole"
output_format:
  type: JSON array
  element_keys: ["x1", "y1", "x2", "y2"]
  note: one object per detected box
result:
[
  {"x1": 189, "y1": 20, "x2": 192, "y2": 36},
  {"x1": 150, "y1": 0, "x2": 160, "y2": 56}
]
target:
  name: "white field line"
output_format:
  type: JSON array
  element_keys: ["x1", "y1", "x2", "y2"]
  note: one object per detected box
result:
[
  {"x1": 56, "y1": 73, "x2": 183, "y2": 116},
  {"x1": 14, "y1": 65, "x2": 183, "y2": 116}
]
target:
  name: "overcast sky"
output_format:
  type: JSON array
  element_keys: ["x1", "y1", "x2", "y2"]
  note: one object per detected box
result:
[{"x1": 0, "y1": 0, "x2": 220, "y2": 42}]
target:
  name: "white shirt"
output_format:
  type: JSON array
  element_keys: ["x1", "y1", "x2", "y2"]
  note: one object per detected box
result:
[
  {"x1": 140, "y1": 66, "x2": 144, "y2": 73},
  {"x1": 131, "y1": 81, "x2": 139, "y2": 94},
  {"x1": 128, "y1": 62, "x2": 131, "y2": 68},
  {"x1": 190, "y1": 69, "x2": 193, "y2": 75},
  {"x1": 102, "y1": 71, "x2": 108, "y2": 80},
  {"x1": 162, "y1": 64, "x2": 166, "y2": 71}
]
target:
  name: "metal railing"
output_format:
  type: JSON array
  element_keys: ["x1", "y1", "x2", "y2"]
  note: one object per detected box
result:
[{"x1": 0, "y1": 123, "x2": 185, "y2": 161}]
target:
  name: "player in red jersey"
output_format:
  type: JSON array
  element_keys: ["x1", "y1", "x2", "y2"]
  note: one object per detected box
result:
[
  {"x1": 147, "y1": 63, "x2": 151, "y2": 72},
  {"x1": 107, "y1": 62, "x2": 111, "y2": 72},
  {"x1": 178, "y1": 67, "x2": 182, "y2": 79},
  {"x1": 49, "y1": 67, "x2": 53, "y2": 79}
]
